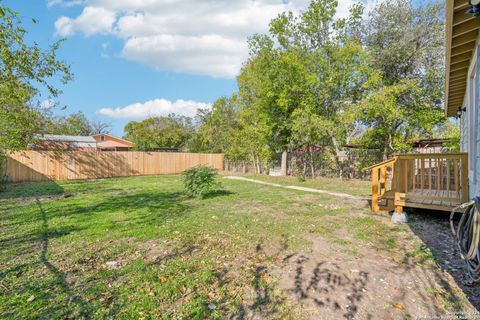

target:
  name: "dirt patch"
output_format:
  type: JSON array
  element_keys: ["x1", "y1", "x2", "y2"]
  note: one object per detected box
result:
[
  {"x1": 268, "y1": 233, "x2": 477, "y2": 320},
  {"x1": 137, "y1": 240, "x2": 170, "y2": 263},
  {"x1": 409, "y1": 211, "x2": 480, "y2": 310}
]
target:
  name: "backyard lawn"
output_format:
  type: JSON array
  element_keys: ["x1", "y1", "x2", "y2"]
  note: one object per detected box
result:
[
  {"x1": 235, "y1": 174, "x2": 372, "y2": 197},
  {"x1": 1, "y1": 175, "x2": 478, "y2": 319}
]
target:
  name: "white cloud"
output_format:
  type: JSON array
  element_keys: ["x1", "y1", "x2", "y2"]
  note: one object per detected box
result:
[
  {"x1": 53, "y1": 0, "x2": 375, "y2": 77},
  {"x1": 97, "y1": 98, "x2": 210, "y2": 119},
  {"x1": 40, "y1": 99, "x2": 56, "y2": 109},
  {"x1": 47, "y1": 0, "x2": 85, "y2": 7},
  {"x1": 55, "y1": 6, "x2": 116, "y2": 37},
  {"x1": 123, "y1": 34, "x2": 247, "y2": 78}
]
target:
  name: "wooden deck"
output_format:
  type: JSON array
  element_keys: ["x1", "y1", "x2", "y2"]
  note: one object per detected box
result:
[{"x1": 368, "y1": 153, "x2": 468, "y2": 213}]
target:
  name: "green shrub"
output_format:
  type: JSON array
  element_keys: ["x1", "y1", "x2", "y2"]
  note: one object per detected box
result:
[
  {"x1": 292, "y1": 163, "x2": 305, "y2": 182},
  {"x1": 182, "y1": 166, "x2": 222, "y2": 198},
  {"x1": 296, "y1": 171, "x2": 306, "y2": 182}
]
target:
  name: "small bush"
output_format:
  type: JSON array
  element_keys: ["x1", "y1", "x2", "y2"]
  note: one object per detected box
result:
[
  {"x1": 292, "y1": 163, "x2": 305, "y2": 182},
  {"x1": 182, "y1": 166, "x2": 222, "y2": 198},
  {"x1": 296, "y1": 171, "x2": 306, "y2": 182}
]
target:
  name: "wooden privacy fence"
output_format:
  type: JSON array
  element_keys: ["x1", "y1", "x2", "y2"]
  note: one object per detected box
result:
[
  {"x1": 369, "y1": 153, "x2": 468, "y2": 212},
  {"x1": 6, "y1": 151, "x2": 224, "y2": 182}
]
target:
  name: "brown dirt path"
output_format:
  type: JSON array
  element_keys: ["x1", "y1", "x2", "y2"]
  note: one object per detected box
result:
[{"x1": 252, "y1": 196, "x2": 480, "y2": 319}]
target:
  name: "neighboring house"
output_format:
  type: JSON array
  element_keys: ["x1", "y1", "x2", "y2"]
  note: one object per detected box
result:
[
  {"x1": 32, "y1": 134, "x2": 97, "y2": 150},
  {"x1": 411, "y1": 139, "x2": 451, "y2": 154},
  {"x1": 32, "y1": 133, "x2": 134, "y2": 151},
  {"x1": 92, "y1": 133, "x2": 134, "y2": 151},
  {"x1": 445, "y1": 0, "x2": 480, "y2": 199}
]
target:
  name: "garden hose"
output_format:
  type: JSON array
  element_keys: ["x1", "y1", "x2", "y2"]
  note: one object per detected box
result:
[{"x1": 450, "y1": 198, "x2": 480, "y2": 282}]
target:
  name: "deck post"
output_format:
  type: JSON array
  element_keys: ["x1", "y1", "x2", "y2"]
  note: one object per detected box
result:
[
  {"x1": 372, "y1": 168, "x2": 379, "y2": 212},
  {"x1": 392, "y1": 192, "x2": 408, "y2": 223},
  {"x1": 392, "y1": 210, "x2": 409, "y2": 223}
]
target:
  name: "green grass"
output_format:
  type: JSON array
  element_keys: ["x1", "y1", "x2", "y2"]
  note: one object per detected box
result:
[
  {"x1": 405, "y1": 244, "x2": 436, "y2": 265},
  {"x1": 0, "y1": 175, "x2": 401, "y2": 319},
  {"x1": 240, "y1": 174, "x2": 371, "y2": 197}
]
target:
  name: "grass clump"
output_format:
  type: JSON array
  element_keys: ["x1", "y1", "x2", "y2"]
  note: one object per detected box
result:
[
  {"x1": 182, "y1": 165, "x2": 222, "y2": 198},
  {"x1": 405, "y1": 244, "x2": 436, "y2": 265}
]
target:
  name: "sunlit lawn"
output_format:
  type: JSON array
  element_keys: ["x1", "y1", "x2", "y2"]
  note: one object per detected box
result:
[
  {"x1": 234, "y1": 174, "x2": 371, "y2": 197},
  {"x1": 0, "y1": 175, "x2": 416, "y2": 319}
]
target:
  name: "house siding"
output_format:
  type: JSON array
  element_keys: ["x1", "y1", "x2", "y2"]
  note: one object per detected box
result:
[
  {"x1": 93, "y1": 134, "x2": 133, "y2": 150},
  {"x1": 462, "y1": 35, "x2": 480, "y2": 199}
]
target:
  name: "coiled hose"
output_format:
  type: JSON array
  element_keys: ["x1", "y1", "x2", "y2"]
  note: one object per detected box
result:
[{"x1": 450, "y1": 198, "x2": 480, "y2": 282}]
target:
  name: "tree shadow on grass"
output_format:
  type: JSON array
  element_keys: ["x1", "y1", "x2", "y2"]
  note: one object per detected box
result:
[
  {"x1": 0, "y1": 181, "x2": 64, "y2": 200},
  {"x1": 60, "y1": 191, "x2": 189, "y2": 230},
  {"x1": 2, "y1": 188, "x2": 191, "y2": 319},
  {"x1": 35, "y1": 198, "x2": 95, "y2": 319},
  {"x1": 0, "y1": 224, "x2": 80, "y2": 253},
  {"x1": 202, "y1": 189, "x2": 234, "y2": 199}
]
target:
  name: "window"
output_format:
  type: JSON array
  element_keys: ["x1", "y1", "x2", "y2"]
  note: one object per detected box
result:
[{"x1": 100, "y1": 135, "x2": 105, "y2": 142}]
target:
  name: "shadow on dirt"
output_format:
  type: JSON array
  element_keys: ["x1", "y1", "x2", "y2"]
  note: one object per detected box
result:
[
  {"x1": 282, "y1": 253, "x2": 369, "y2": 320},
  {"x1": 208, "y1": 236, "x2": 372, "y2": 320},
  {"x1": 408, "y1": 209, "x2": 480, "y2": 311}
]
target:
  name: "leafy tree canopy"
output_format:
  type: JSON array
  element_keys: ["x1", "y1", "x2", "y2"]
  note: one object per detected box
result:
[
  {"x1": 0, "y1": 3, "x2": 72, "y2": 152},
  {"x1": 45, "y1": 111, "x2": 93, "y2": 136},
  {"x1": 124, "y1": 114, "x2": 195, "y2": 151}
]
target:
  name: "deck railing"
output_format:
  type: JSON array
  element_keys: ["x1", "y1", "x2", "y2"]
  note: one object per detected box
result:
[{"x1": 369, "y1": 153, "x2": 468, "y2": 212}]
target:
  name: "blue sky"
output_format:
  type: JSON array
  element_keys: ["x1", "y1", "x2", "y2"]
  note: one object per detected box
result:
[{"x1": 4, "y1": 0, "x2": 378, "y2": 136}]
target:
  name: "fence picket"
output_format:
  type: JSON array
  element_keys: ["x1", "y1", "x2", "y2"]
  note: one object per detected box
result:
[{"x1": 6, "y1": 151, "x2": 224, "y2": 182}]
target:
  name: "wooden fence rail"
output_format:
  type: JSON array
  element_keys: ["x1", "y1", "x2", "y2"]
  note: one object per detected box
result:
[{"x1": 6, "y1": 151, "x2": 224, "y2": 182}]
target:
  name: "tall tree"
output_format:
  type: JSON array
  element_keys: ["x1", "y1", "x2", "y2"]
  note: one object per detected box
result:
[
  {"x1": 237, "y1": 0, "x2": 376, "y2": 174},
  {"x1": 0, "y1": 3, "x2": 71, "y2": 182},
  {"x1": 124, "y1": 114, "x2": 194, "y2": 151},
  {"x1": 46, "y1": 111, "x2": 92, "y2": 136},
  {"x1": 196, "y1": 96, "x2": 239, "y2": 153},
  {"x1": 355, "y1": 0, "x2": 445, "y2": 159},
  {"x1": 0, "y1": 4, "x2": 71, "y2": 151},
  {"x1": 90, "y1": 120, "x2": 112, "y2": 134}
]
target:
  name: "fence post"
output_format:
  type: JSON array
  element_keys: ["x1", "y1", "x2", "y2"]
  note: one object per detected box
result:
[{"x1": 280, "y1": 151, "x2": 288, "y2": 176}]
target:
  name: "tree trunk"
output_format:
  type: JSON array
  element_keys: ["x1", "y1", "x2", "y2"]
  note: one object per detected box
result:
[
  {"x1": 303, "y1": 155, "x2": 307, "y2": 176},
  {"x1": 330, "y1": 135, "x2": 343, "y2": 178},
  {"x1": 281, "y1": 150, "x2": 288, "y2": 176},
  {"x1": 309, "y1": 147, "x2": 315, "y2": 178}
]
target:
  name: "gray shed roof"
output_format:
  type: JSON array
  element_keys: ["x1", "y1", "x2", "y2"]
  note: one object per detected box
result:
[
  {"x1": 33, "y1": 134, "x2": 97, "y2": 148},
  {"x1": 34, "y1": 134, "x2": 96, "y2": 143}
]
